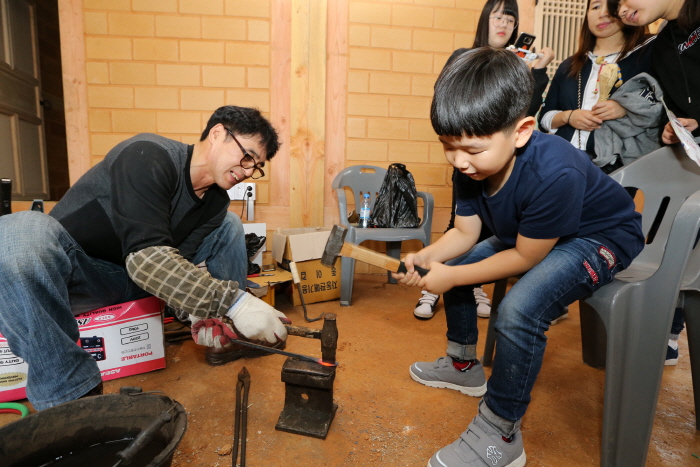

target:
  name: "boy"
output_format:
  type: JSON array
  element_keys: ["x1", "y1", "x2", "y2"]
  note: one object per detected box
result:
[{"x1": 395, "y1": 48, "x2": 644, "y2": 467}]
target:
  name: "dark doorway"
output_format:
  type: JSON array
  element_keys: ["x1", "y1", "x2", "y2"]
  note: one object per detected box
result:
[{"x1": 35, "y1": 0, "x2": 69, "y2": 200}]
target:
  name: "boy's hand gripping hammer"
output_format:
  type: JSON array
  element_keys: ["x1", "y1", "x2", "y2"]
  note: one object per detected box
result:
[{"x1": 320, "y1": 224, "x2": 430, "y2": 276}]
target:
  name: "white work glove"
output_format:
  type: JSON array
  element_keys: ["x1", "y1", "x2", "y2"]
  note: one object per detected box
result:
[
  {"x1": 189, "y1": 316, "x2": 237, "y2": 349},
  {"x1": 225, "y1": 292, "x2": 290, "y2": 344}
]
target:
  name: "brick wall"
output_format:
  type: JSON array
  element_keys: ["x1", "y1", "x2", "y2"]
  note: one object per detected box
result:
[
  {"x1": 346, "y1": 0, "x2": 482, "y2": 238},
  {"x1": 82, "y1": 0, "x2": 272, "y2": 205},
  {"x1": 73, "y1": 0, "x2": 515, "y2": 245}
]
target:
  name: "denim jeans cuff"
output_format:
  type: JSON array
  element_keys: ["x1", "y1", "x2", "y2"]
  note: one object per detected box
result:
[
  {"x1": 447, "y1": 341, "x2": 477, "y2": 361},
  {"x1": 479, "y1": 399, "x2": 521, "y2": 438}
]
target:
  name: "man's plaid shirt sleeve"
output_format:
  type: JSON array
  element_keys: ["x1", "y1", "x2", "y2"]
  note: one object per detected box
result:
[{"x1": 126, "y1": 245, "x2": 241, "y2": 318}]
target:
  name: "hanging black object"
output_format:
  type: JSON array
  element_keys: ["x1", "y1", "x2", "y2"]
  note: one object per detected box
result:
[
  {"x1": 369, "y1": 163, "x2": 420, "y2": 228},
  {"x1": 245, "y1": 233, "x2": 265, "y2": 275},
  {"x1": 0, "y1": 179, "x2": 11, "y2": 216}
]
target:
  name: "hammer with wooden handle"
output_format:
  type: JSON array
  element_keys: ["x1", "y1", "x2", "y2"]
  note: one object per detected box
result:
[{"x1": 320, "y1": 224, "x2": 429, "y2": 276}]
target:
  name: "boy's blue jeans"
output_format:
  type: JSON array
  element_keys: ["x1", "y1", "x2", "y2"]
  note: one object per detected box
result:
[
  {"x1": 443, "y1": 236, "x2": 624, "y2": 436},
  {"x1": 0, "y1": 211, "x2": 247, "y2": 410}
]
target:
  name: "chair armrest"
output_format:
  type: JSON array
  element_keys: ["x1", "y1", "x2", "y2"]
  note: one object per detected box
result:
[{"x1": 416, "y1": 191, "x2": 434, "y2": 227}]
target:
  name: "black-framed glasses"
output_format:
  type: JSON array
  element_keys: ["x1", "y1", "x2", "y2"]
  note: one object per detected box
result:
[
  {"x1": 226, "y1": 129, "x2": 265, "y2": 179},
  {"x1": 489, "y1": 15, "x2": 518, "y2": 30}
]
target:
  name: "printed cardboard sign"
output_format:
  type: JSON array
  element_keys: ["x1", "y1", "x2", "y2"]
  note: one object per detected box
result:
[{"x1": 0, "y1": 297, "x2": 165, "y2": 403}]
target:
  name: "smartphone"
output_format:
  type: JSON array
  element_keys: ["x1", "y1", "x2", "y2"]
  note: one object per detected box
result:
[{"x1": 514, "y1": 32, "x2": 536, "y2": 50}]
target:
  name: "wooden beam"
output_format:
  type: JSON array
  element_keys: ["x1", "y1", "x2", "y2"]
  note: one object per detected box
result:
[
  {"x1": 325, "y1": 0, "x2": 348, "y2": 227},
  {"x1": 57, "y1": 0, "x2": 90, "y2": 185},
  {"x1": 271, "y1": 0, "x2": 291, "y2": 209},
  {"x1": 289, "y1": 0, "x2": 326, "y2": 228},
  {"x1": 519, "y1": 0, "x2": 536, "y2": 36}
]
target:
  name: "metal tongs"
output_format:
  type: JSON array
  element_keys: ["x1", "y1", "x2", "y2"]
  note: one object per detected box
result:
[{"x1": 232, "y1": 367, "x2": 251, "y2": 467}]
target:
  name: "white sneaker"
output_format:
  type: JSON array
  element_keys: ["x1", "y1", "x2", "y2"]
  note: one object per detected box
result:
[
  {"x1": 414, "y1": 290, "x2": 439, "y2": 319},
  {"x1": 666, "y1": 338, "x2": 679, "y2": 366},
  {"x1": 551, "y1": 306, "x2": 569, "y2": 325},
  {"x1": 475, "y1": 287, "x2": 491, "y2": 318}
]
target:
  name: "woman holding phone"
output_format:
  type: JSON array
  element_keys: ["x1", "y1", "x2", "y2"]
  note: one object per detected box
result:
[{"x1": 413, "y1": 0, "x2": 554, "y2": 321}]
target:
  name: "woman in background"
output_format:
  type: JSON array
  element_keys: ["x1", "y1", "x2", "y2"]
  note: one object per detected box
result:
[{"x1": 538, "y1": 0, "x2": 653, "y2": 172}]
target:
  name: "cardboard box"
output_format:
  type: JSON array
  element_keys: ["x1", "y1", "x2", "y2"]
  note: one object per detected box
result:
[
  {"x1": 0, "y1": 297, "x2": 166, "y2": 403},
  {"x1": 272, "y1": 227, "x2": 341, "y2": 305},
  {"x1": 285, "y1": 259, "x2": 341, "y2": 306}
]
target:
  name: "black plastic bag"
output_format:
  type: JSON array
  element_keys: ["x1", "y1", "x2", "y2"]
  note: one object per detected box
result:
[
  {"x1": 370, "y1": 163, "x2": 420, "y2": 228},
  {"x1": 245, "y1": 233, "x2": 266, "y2": 275}
]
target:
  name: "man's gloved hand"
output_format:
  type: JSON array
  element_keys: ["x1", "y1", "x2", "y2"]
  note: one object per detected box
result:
[
  {"x1": 226, "y1": 293, "x2": 291, "y2": 344},
  {"x1": 189, "y1": 316, "x2": 238, "y2": 348}
]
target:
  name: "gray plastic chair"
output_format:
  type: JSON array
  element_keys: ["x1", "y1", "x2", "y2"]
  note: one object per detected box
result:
[
  {"x1": 682, "y1": 229, "x2": 700, "y2": 431},
  {"x1": 576, "y1": 144, "x2": 700, "y2": 467},
  {"x1": 332, "y1": 165, "x2": 434, "y2": 306}
]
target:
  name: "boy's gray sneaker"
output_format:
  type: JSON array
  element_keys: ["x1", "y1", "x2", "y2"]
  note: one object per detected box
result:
[
  {"x1": 410, "y1": 356, "x2": 487, "y2": 397},
  {"x1": 428, "y1": 414, "x2": 526, "y2": 467}
]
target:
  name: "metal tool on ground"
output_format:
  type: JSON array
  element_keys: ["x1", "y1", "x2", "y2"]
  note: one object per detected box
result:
[
  {"x1": 227, "y1": 337, "x2": 338, "y2": 366},
  {"x1": 321, "y1": 224, "x2": 430, "y2": 276},
  {"x1": 232, "y1": 367, "x2": 250, "y2": 467},
  {"x1": 289, "y1": 261, "x2": 323, "y2": 322},
  {"x1": 276, "y1": 314, "x2": 338, "y2": 439}
]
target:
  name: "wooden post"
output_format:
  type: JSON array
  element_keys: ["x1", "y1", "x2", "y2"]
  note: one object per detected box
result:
[
  {"x1": 324, "y1": 0, "x2": 348, "y2": 227},
  {"x1": 57, "y1": 0, "x2": 90, "y2": 185},
  {"x1": 289, "y1": 0, "x2": 327, "y2": 228},
  {"x1": 271, "y1": 0, "x2": 292, "y2": 211}
]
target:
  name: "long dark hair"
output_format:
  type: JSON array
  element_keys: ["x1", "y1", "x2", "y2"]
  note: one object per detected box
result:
[
  {"x1": 472, "y1": 0, "x2": 519, "y2": 48},
  {"x1": 607, "y1": 0, "x2": 700, "y2": 32},
  {"x1": 568, "y1": 0, "x2": 649, "y2": 77},
  {"x1": 677, "y1": 0, "x2": 700, "y2": 31}
]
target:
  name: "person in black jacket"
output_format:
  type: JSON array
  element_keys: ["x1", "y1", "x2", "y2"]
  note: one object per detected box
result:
[
  {"x1": 413, "y1": 0, "x2": 555, "y2": 321},
  {"x1": 539, "y1": 0, "x2": 653, "y2": 173},
  {"x1": 609, "y1": 0, "x2": 700, "y2": 143},
  {"x1": 609, "y1": 0, "x2": 700, "y2": 365}
]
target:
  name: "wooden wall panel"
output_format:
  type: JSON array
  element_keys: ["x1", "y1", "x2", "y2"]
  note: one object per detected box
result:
[
  {"x1": 324, "y1": 0, "x2": 348, "y2": 228},
  {"x1": 58, "y1": 0, "x2": 90, "y2": 185},
  {"x1": 271, "y1": 0, "x2": 291, "y2": 210},
  {"x1": 289, "y1": 0, "x2": 326, "y2": 227}
]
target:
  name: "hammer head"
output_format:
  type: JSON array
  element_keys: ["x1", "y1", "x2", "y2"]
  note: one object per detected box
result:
[{"x1": 321, "y1": 224, "x2": 348, "y2": 268}]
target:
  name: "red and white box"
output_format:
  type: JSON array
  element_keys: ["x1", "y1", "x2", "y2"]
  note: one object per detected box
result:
[{"x1": 0, "y1": 296, "x2": 166, "y2": 403}]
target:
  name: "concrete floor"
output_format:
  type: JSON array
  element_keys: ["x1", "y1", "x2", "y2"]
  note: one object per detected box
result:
[{"x1": 2, "y1": 274, "x2": 699, "y2": 466}]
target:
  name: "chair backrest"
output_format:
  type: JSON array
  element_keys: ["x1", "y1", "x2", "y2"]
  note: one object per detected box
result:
[
  {"x1": 611, "y1": 144, "x2": 700, "y2": 280},
  {"x1": 331, "y1": 165, "x2": 387, "y2": 221}
]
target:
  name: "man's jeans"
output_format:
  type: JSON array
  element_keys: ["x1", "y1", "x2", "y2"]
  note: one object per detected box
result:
[
  {"x1": 0, "y1": 211, "x2": 247, "y2": 410},
  {"x1": 443, "y1": 236, "x2": 623, "y2": 436}
]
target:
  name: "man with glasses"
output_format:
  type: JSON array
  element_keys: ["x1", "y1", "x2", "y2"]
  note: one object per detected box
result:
[{"x1": 0, "y1": 106, "x2": 290, "y2": 410}]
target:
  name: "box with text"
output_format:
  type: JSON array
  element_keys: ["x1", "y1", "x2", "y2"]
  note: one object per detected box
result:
[
  {"x1": 0, "y1": 296, "x2": 165, "y2": 403},
  {"x1": 272, "y1": 227, "x2": 342, "y2": 305}
]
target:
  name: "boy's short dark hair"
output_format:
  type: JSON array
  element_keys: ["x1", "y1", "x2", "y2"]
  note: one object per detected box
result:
[
  {"x1": 431, "y1": 47, "x2": 534, "y2": 138},
  {"x1": 201, "y1": 106, "x2": 280, "y2": 159}
]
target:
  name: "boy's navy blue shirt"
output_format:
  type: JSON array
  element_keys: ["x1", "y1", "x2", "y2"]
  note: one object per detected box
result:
[{"x1": 455, "y1": 131, "x2": 644, "y2": 268}]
